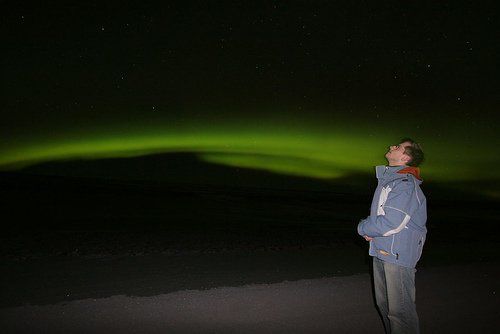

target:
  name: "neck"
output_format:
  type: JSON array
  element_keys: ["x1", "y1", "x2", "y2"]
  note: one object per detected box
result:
[{"x1": 387, "y1": 162, "x2": 407, "y2": 167}]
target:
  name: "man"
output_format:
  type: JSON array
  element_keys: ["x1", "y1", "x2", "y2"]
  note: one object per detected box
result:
[{"x1": 357, "y1": 138, "x2": 426, "y2": 334}]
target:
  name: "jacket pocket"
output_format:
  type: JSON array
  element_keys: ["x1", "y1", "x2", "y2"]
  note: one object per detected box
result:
[
  {"x1": 410, "y1": 230, "x2": 425, "y2": 263},
  {"x1": 416, "y1": 234, "x2": 425, "y2": 261},
  {"x1": 391, "y1": 229, "x2": 425, "y2": 265}
]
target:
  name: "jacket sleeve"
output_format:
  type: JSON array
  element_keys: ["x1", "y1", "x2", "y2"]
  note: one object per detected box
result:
[{"x1": 357, "y1": 180, "x2": 414, "y2": 238}]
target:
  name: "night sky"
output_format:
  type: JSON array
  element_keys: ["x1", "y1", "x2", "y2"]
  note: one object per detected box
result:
[{"x1": 1, "y1": 1, "x2": 499, "y2": 195}]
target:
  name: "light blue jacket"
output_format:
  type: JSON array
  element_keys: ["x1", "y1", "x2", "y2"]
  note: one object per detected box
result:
[{"x1": 357, "y1": 165, "x2": 427, "y2": 268}]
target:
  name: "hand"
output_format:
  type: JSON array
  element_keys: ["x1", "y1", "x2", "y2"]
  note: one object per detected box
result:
[{"x1": 363, "y1": 235, "x2": 373, "y2": 241}]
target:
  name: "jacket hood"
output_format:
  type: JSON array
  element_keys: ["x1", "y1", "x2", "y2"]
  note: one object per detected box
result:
[{"x1": 397, "y1": 167, "x2": 422, "y2": 180}]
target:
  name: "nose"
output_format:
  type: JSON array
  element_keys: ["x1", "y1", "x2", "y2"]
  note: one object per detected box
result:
[{"x1": 389, "y1": 145, "x2": 396, "y2": 150}]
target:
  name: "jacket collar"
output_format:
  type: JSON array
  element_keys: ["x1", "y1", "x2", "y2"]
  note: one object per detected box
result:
[
  {"x1": 397, "y1": 166, "x2": 422, "y2": 180},
  {"x1": 375, "y1": 165, "x2": 405, "y2": 179},
  {"x1": 375, "y1": 165, "x2": 422, "y2": 181}
]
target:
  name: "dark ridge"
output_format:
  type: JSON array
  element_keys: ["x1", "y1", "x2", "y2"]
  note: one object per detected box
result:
[{"x1": 1, "y1": 152, "x2": 498, "y2": 262}]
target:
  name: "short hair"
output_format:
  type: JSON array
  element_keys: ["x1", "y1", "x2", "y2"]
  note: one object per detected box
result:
[{"x1": 400, "y1": 137, "x2": 424, "y2": 167}]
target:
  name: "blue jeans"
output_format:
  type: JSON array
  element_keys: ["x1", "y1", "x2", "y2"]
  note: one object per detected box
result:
[{"x1": 373, "y1": 257, "x2": 419, "y2": 334}]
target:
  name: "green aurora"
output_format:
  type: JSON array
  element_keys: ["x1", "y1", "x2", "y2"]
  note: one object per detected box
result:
[{"x1": 1, "y1": 114, "x2": 495, "y2": 189}]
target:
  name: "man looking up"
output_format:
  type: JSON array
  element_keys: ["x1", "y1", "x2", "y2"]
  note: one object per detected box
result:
[{"x1": 358, "y1": 138, "x2": 426, "y2": 334}]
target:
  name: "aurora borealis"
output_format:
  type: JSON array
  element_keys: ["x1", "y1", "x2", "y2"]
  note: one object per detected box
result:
[
  {"x1": 1, "y1": 113, "x2": 496, "y2": 183},
  {"x1": 1, "y1": 2, "x2": 498, "y2": 194}
]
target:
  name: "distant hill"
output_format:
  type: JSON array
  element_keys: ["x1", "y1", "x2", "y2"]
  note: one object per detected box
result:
[
  {"x1": 3, "y1": 151, "x2": 497, "y2": 200},
  {"x1": 10, "y1": 152, "x2": 372, "y2": 193}
]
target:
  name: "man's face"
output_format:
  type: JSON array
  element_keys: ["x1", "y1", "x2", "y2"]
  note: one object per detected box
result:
[{"x1": 385, "y1": 141, "x2": 412, "y2": 166}]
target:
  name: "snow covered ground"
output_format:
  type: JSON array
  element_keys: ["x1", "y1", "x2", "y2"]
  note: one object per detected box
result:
[{"x1": 1, "y1": 262, "x2": 498, "y2": 333}]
